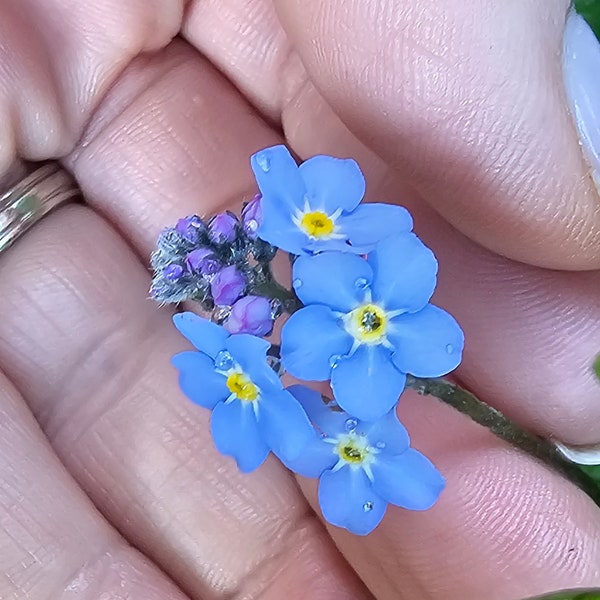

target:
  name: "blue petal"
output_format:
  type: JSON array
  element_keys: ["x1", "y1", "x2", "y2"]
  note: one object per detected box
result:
[
  {"x1": 331, "y1": 344, "x2": 406, "y2": 422},
  {"x1": 371, "y1": 448, "x2": 445, "y2": 510},
  {"x1": 210, "y1": 400, "x2": 270, "y2": 472},
  {"x1": 173, "y1": 312, "x2": 229, "y2": 359},
  {"x1": 251, "y1": 145, "x2": 304, "y2": 211},
  {"x1": 367, "y1": 233, "x2": 438, "y2": 313},
  {"x1": 318, "y1": 467, "x2": 387, "y2": 535},
  {"x1": 171, "y1": 351, "x2": 228, "y2": 408},
  {"x1": 258, "y1": 193, "x2": 309, "y2": 255},
  {"x1": 293, "y1": 253, "x2": 373, "y2": 312},
  {"x1": 299, "y1": 155, "x2": 365, "y2": 213},
  {"x1": 282, "y1": 435, "x2": 338, "y2": 478},
  {"x1": 303, "y1": 237, "x2": 372, "y2": 255},
  {"x1": 257, "y1": 389, "x2": 315, "y2": 461},
  {"x1": 341, "y1": 204, "x2": 413, "y2": 247},
  {"x1": 281, "y1": 306, "x2": 353, "y2": 381},
  {"x1": 362, "y1": 410, "x2": 411, "y2": 456},
  {"x1": 389, "y1": 304, "x2": 464, "y2": 377},
  {"x1": 287, "y1": 385, "x2": 348, "y2": 436},
  {"x1": 225, "y1": 334, "x2": 280, "y2": 389}
]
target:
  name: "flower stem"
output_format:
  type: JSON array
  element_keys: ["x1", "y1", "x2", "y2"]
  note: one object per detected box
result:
[
  {"x1": 406, "y1": 376, "x2": 600, "y2": 506},
  {"x1": 252, "y1": 263, "x2": 302, "y2": 312}
]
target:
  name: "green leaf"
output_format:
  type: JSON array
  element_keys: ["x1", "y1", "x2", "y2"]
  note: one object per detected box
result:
[
  {"x1": 593, "y1": 353, "x2": 600, "y2": 382},
  {"x1": 575, "y1": 0, "x2": 600, "y2": 39},
  {"x1": 525, "y1": 590, "x2": 600, "y2": 600},
  {"x1": 580, "y1": 464, "x2": 600, "y2": 485}
]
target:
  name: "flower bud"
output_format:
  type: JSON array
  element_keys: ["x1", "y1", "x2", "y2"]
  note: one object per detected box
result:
[
  {"x1": 211, "y1": 265, "x2": 246, "y2": 305},
  {"x1": 241, "y1": 194, "x2": 262, "y2": 239},
  {"x1": 208, "y1": 212, "x2": 238, "y2": 244},
  {"x1": 224, "y1": 295, "x2": 274, "y2": 336},
  {"x1": 185, "y1": 248, "x2": 220, "y2": 276},
  {"x1": 175, "y1": 215, "x2": 205, "y2": 243},
  {"x1": 162, "y1": 264, "x2": 184, "y2": 282}
]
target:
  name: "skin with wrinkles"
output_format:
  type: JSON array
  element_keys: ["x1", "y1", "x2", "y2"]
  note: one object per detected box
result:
[{"x1": 0, "y1": 1, "x2": 597, "y2": 599}]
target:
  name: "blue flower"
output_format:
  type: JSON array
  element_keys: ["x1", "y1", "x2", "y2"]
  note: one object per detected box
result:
[
  {"x1": 172, "y1": 312, "x2": 314, "y2": 472},
  {"x1": 281, "y1": 233, "x2": 464, "y2": 421},
  {"x1": 283, "y1": 386, "x2": 445, "y2": 535},
  {"x1": 250, "y1": 145, "x2": 413, "y2": 255}
]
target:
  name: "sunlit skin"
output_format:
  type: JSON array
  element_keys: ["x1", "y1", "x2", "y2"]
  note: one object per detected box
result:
[{"x1": 0, "y1": 1, "x2": 597, "y2": 600}]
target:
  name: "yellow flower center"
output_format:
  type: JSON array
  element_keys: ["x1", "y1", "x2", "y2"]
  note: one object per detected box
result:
[
  {"x1": 300, "y1": 210, "x2": 335, "y2": 238},
  {"x1": 226, "y1": 372, "x2": 258, "y2": 402},
  {"x1": 351, "y1": 303, "x2": 388, "y2": 343},
  {"x1": 336, "y1": 434, "x2": 372, "y2": 466}
]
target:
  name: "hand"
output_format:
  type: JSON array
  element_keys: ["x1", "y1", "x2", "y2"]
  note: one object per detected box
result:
[{"x1": 0, "y1": 1, "x2": 598, "y2": 599}]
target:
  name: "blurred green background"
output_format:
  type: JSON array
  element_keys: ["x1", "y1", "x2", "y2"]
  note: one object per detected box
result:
[{"x1": 575, "y1": 0, "x2": 600, "y2": 37}]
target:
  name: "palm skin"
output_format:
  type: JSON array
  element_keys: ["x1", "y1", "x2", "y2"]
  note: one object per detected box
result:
[{"x1": 0, "y1": 1, "x2": 598, "y2": 599}]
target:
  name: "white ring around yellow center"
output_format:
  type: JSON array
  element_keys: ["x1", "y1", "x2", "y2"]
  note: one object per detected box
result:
[
  {"x1": 335, "y1": 433, "x2": 374, "y2": 467},
  {"x1": 226, "y1": 372, "x2": 258, "y2": 402},
  {"x1": 300, "y1": 210, "x2": 335, "y2": 238},
  {"x1": 346, "y1": 303, "x2": 388, "y2": 344}
]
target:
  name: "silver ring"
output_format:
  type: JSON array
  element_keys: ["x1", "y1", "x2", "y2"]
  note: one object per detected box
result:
[{"x1": 0, "y1": 164, "x2": 80, "y2": 254}]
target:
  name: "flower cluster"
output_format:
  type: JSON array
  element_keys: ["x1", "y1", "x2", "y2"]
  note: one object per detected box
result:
[
  {"x1": 150, "y1": 196, "x2": 281, "y2": 336},
  {"x1": 159, "y1": 144, "x2": 464, "y2": 535}
]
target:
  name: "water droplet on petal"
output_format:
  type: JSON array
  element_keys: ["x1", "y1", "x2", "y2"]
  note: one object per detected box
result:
[
  {"x1": 375, "y1": 441, "x2": 386, "y2": 450},
  {"x1": 355, "y1": 277, "x2": 369, "y2": 289},
  {"x1": 214, "y1": 350, "x2": 235, "y2": 372},
  {"x1": 246, "y1": 219, "x2": 258, "y2": 233},
  {"x1": 329, "y1": 354, "x2": 341, "y2": 368},
  {"x1": 255, "y1": 153, "x2": 271, "y2": 172},
  {"x1": 446, "y1": 344, "x2": 454, "y2": 354},
  {"x1": 363, "y1": 501, "x2": 374, "y2": 512},
  {"x1": 345, "y1": 418, "x2": 358, "y2": 432},
  {"x1": 415, "y1": 384, "x2": 427, "y2": 395},
  {"x1": 293, "y1": 278, "x2": 303, "y2": 288}
]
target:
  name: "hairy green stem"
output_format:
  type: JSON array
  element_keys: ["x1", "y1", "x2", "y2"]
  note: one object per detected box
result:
[
  {"x1": 406, "y1": 376, "x2": 600, "y2": 506},
  {"x1": 252, "y1": 263, "x2": 302, "y2": 311}
]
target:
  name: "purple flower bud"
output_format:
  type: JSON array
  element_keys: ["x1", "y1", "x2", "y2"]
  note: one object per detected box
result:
[
  {"x1": 210, "y1": 265, "x2": 246, "y2": 306},
  {"x1": 175, "y1": 215, "x2": 205, "y2": 242},
  {"x1": 163, "y1": 264, "x2": 184, "y2": 282},
  {"x1": 224, "y1": 295, "x2": 274, "y2": 336},
  {"x1": 241, "y1": 194, "x2": 262, "y2": 239},
  {"x1": 209, "y1": 212, "x2": 238, "y2": 244},
  {"x1": 185, "y1": 248, "x2": 220, "y2": 276}
]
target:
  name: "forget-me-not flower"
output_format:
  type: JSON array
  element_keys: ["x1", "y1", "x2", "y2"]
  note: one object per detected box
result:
[
  {"x1": 283, "y1": 385, "x2": 445, "y2": 535},
  {"x1": 281, "y1": 233, "x2": 464, "y2": 421},
  {"x1": 250, "y1": 145, "x2": 413, "y2": 255},
  {"x1": 172, "y1": 312, "x2": 314, "y2": 472}
]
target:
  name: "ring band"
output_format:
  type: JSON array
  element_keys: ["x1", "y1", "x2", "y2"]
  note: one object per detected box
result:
[{"x1": 0, "y1": 164, "x2": 80, "y2": 254}]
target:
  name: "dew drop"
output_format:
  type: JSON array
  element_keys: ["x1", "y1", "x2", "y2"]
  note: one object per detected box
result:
[
  {"x1": 375, "y1": 441, "x2": 386, "y2": 450},
  {"x1": 246, "y1": 219, "x2": 258, "y2": 233},
  {"x1": 345, "y1": 418, "x2": 358, "y2": 432},
  {"x1": 363, "y1": 501, "x2": 374, "y2": 512},
  {"x1": 415, "y1": 384, "x2": 427, "y2": 396},
  {"x1": 329, "y1": 354, "x2": 341, "y2": 368},
  {"x1": 355, "y1": 277, "x2": 369, "y2": 289},
  {"x1": 446, "y1": 344, "x2": 454, "y2": 354},
  {"x1": 293, "y1": 278, "x2": 303, "y2": 288},
  {"x1": 214, "y1": 350, "x2": 235, "y2": 371},
  {"x1": 255, "y1": 153, "x2": 271, "y2": 172}
]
